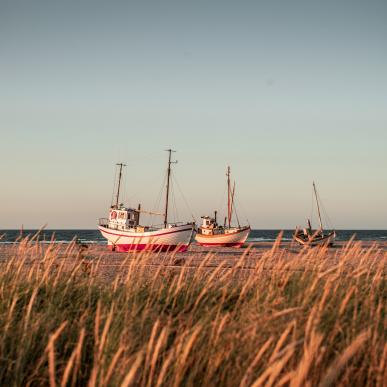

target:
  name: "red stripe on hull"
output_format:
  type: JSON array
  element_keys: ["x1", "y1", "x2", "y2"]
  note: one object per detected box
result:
[
  {"x1": 108, "y1": 244, "x2": 189, "y2": 253},
  {"x1": 197, "y1": 242, "x2": 244, "y2": 248},
  {"x1": 99, "y1": 226, "x2": 193, "y2": 239}
]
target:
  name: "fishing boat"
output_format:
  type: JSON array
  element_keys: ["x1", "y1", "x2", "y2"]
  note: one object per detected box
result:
[
  {"x1": 293, "y1": 182, "x2": 336, "y2": 247},
  {"x1": 98, "y1": 150, "x2": 195, "y2": 252},
  {"x1": 195, "y1": 167, "x2": 250, "y2": 247}
]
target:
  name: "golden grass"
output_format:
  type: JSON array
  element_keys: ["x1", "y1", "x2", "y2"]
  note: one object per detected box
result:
[{"x1": 0, "y1": 236, "x2": 385, "y2": 386}]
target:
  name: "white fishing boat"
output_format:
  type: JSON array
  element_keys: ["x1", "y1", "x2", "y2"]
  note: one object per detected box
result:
[
  {"x1": 195, "y1": 167, "x2": 250, "y2": 247},
  {"x1": 98, "y1": 150, "x2": 195, "y2": 252},
  {"x1": 293, "y1": 182, "x2": 336, "y2": 247}
]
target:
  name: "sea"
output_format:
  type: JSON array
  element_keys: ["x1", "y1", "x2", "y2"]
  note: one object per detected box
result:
[{"x1": 0, "y1": 229, "x2": 386, "y2": 244}]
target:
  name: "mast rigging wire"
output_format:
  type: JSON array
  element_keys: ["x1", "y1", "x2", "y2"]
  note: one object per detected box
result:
[
  {"x1": 232, "y1": 189, "x2": 250, "y2": 226},
  {"x1": 150, "y1": 171, "x2": 167, "y2": 227},
  {"x1": 110, "y1": 166, "x2": 119, "y2": 207},
  {"x1": 310, "y1": 187, "x2": 315, "y2": 228},
  {"x1": 171, "y1": 179, "x2": 179, "y2": 223},
  {"x1": 122, "y1": 165, "x2": 128, "y2": 206},
  {"x1": 217, "y1": 184, "x2": 228, "y2": 220},
  {"x1": 318, "y1": 191, "x2": 334, "y2": 230},
  {"x1": 171, "y1": 172, "x2": 196, "y2": 222}
]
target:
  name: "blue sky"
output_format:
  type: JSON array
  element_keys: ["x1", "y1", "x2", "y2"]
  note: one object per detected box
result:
[{"x1": 0, "y1": 0, "x2": 386, "y2": 228}]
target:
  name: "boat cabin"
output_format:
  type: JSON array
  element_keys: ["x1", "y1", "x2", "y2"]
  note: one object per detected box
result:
[
  {"x1": 108, "y1": 207, "x2": 140, "y2": 231},
  {"x1": 200, "y1": 216, "x2": 217, "y2": 229},
  {"x1": 200, "y1": 216, "x2": 216, "y2": 235},
  {"x1": 199, "y1": 214, "x2": 226, "y2": 235}
]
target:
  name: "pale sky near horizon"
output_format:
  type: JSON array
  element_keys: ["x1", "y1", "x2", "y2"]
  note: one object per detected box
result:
[{"x1": 0, "y1": 0, "x2": 386, "y2": 229}]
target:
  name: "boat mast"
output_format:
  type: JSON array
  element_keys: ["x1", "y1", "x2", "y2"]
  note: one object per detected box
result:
[
  {"x1": 227, "y1": 166, "x2": 232, "y2": 228},
  {"x1": 115, "y1": 163, "x2": 126, "y2": 208},
  {"x1": 164, "y1": 149, "x2": 176, "y2": 227},
  {"x1": 313, "y1": 181, "x2": 323, "y2": 231}
]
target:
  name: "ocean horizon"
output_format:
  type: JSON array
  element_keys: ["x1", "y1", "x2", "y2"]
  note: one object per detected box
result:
[{"x1": 1, "y1": 229, "x2": 386, "y2": 244}]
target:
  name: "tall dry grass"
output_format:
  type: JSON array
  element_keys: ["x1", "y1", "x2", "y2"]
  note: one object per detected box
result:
[{"x1": 0, "y1": 235, "x2": 385, "y2": 386}]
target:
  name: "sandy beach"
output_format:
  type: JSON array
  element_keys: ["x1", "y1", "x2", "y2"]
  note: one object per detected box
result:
[{"x1": 1, "y1": 240, "x2": 386, "y2": 283}]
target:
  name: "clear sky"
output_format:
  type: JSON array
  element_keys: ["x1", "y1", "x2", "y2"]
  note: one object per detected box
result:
[{"x1": 0, "y1": 0, "x2": 386, "y2": 229}]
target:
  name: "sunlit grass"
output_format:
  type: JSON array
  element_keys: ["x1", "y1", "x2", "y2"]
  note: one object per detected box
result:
[{"x1": 0, "y1": 236, "x2": 385, "y2": 386}]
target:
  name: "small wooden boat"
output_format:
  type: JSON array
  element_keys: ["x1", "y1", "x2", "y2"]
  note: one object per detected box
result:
[
  {"x1": 98, "y1": 150, "x2": 195, "y2": 252},
  {"x1": 195, "y1": 167, "x2": 250, "y2": 247},
  {"x1": 293, "y1": 182, "x2": 336, "y2": 247}
]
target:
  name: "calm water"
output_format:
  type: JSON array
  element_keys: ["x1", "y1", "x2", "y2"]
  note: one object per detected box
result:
[{"x1": 0, "y1": 229, "x2": 386, "y2": 244}]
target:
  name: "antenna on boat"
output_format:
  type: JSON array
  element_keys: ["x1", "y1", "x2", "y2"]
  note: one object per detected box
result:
[
  {"x1": 164, "y1": 149, "x2": 177, "y2": 227},
  {"x1": 313, "y1": 181, "x2": 323, "y2": 231},
  {"x1": 115, "y1": 163, "x2": 126, "y2": 208}
]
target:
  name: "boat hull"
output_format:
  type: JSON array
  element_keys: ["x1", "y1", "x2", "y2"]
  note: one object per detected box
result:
[
  {"x1": 195, "y1": 227, "x2": 250, "y2": 247},
  {"x1": 98, "y1": 223, "x2": 195, "y2": 252},
  {"x1": 293, "y1": 231, "x2": 336, "y2": 247}
]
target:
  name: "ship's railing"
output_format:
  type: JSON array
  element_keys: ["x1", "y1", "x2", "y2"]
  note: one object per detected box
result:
[
  {"x1": 151, "y1": 221, "x2": 194, "y2": 228},
  {"x1": 98, "y1": 218, "x2": 109, "y2": 227},
  {"x1": 99, "y1": 219, "x2": 194, "y2": 229}
]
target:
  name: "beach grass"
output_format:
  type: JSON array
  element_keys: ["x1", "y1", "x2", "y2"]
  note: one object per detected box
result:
[{"x1": 0, "y1": 236, "x2": 385, "y2": 386}]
